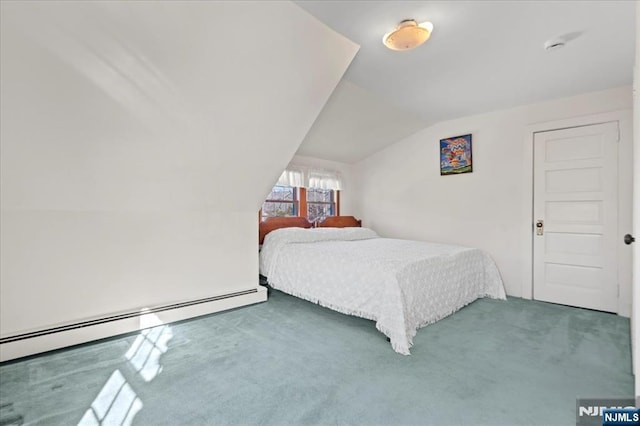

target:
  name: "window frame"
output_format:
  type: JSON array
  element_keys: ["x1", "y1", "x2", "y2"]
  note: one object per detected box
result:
[
  {"x1": 260, "y1": 185, "x2": 300, "y2": 221},
  {"x1": 306, "y1": 188, "x2": 338, "y2": 223},
  {"x1": 260, "y1": 186, "x2": 340, "y2": 222}
]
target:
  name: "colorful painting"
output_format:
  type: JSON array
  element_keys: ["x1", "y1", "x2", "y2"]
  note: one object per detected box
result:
[{"x1": 440, "y1": 134, "x2": 472, "y2": 175}]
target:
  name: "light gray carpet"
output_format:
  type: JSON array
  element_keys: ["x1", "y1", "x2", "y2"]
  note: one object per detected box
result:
[{"x1": 0, "y1": 289, "x2": 633, "y2": 425}]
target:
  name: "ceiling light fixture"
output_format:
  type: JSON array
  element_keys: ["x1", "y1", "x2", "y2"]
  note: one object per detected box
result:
[{"x1": 383, "y1": 20, "x2": 433, "y2": 51}]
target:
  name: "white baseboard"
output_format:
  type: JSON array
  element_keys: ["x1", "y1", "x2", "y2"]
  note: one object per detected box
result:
[{"x1": 0, "y1": 286, "x2": 267, "y2": 362}]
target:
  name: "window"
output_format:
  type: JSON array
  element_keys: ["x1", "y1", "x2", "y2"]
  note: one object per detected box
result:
[
  {"x1": 306, "y1": 188, "x2": 336, "y2": 223},
  {"x1": 260, "y1": 185, "x2": 339, "y2": 223},
  {"x1": 260, "y1": 167, "x2": 342, "y2": 223},
  {"x1": 260, "y1": 185, "x2": 298, "y2": 221}
]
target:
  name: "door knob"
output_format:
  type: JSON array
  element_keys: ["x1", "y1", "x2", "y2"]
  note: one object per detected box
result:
[
  {"x1": 535, "y1": 220, "x2": 544, "y2": 236},
  {"x1": 624, "y1": 234, "x2": 635, "y2": 245}
]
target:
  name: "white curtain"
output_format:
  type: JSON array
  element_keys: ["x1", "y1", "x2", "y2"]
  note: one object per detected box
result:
[
  {"x1": 307, "y1": 169, "x2": 343, "y2": 190},
  {"x1": 276, "y1": 168, "x2": 305, "y2": 188},
  {"x1": 276, "y1": 167, "x2": 344, "y2": 190}
]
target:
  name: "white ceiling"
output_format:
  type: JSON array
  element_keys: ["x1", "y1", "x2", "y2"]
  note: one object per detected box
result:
[{"x1": 295, "y1": 0, "x2": 636, "y2": 163}]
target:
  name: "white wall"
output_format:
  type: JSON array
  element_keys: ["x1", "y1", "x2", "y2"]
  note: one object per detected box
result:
[
  {"x1": 355, "y1": 86, "x2": 633, "y2": 303},
  {"x1": 0, "y1": 1, "x2": 358, "y2": 347}
]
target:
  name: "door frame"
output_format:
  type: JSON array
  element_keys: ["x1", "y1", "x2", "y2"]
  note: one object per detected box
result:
[{"x1": 521, "y1": 109, "x2": 633, "y2": 316}]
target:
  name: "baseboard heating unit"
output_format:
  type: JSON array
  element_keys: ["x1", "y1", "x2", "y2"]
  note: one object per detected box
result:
[{"x1": 0, "y1": 286, "x2": 267, "y2": 362}]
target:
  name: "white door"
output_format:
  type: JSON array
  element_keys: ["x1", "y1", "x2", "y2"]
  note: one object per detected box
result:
[{"x1": 533, "y1": 121, "x2": 619, "y2": 312}]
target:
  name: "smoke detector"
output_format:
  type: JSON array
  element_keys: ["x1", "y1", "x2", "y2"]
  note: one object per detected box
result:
[{"x1": 544, "y1": 38, "x2": 566, "y2": 51}]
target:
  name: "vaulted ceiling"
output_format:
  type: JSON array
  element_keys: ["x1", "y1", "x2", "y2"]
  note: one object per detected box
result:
[{"x1": 295, "y1": 0, "x2": 636, "y2": 163}]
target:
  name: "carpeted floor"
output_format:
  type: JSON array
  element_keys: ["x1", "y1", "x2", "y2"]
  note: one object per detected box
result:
[{"x1": 0, "y1": 289, "x2": 633, "y2": 425}]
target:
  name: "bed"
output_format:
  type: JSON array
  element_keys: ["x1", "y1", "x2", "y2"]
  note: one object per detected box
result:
[{"x1": 259, "y1": 216, "x2": 506, "y2": 355}]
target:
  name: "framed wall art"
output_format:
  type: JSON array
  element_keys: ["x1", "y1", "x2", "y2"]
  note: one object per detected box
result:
[{"x1": 440, "y1": 134, "x2": 472, "y2": 175}]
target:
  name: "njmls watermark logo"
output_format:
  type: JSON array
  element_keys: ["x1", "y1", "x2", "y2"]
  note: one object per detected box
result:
[{"x1": 576, "y1": 398, "x2": 639, "y2": 426}]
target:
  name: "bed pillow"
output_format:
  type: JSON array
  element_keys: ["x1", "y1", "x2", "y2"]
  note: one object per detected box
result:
[
  {"x1": 266, "y1": 226, "x2": 378, "y2": 245},
  {"x1": 259, "y1": 227, "x2": 379, "y2": 276}
]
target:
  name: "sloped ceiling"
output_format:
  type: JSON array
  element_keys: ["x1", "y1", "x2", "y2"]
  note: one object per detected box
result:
[
  {"x1": 297, "y1": 0, "x2": 636, "y2": 163},
  {"x1": 296, "y1": 80, "x2": 426, "y2": 163}
]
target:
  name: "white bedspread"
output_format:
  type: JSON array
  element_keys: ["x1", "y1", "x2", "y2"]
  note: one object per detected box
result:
[{"x1": 260, "y1": 227, "x2": 506, "y2": 355}]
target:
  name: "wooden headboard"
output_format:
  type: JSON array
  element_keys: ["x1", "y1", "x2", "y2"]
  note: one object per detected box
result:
[
  {"x1": 316, "y1": 216, "x2": 362, "y2": 228},
  {"x1": 259, "y1": 217, "x2": 312, "y2": 244}
]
